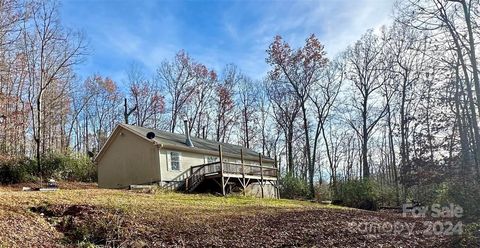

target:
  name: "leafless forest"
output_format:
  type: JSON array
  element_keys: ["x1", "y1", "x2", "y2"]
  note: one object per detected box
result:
[{"x1": 1, "y1": 0, "x2": 479, "y2": 219}]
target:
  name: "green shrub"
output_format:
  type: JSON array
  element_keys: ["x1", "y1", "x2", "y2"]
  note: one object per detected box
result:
[
  {"x1": 333, "y1": 179, "x2": 379, "y2": 210},
  {"x1": 0, "y1": 156, "x2": 36, "y2": 184},
  {"x1": 41, "y1": 152, "x2": 96, "y2": 182},
  {"x1": 377, "y1": 184, "x2": 399, "y2": 207},
  {"x1": 64, "y1": 154, "x2": 96, "y2": 182},
  {"x1": 40, "y1": 153, "x2": 66, "y2": 179},
  {"x1": 315, "y1": 183, "x2": 332, "y2": 202},
  {"x1": 459, "y1": 222, "x2": 480, "y2": 247},
  {"x1": 0, "y1": 152, "x2": 96, "y2": 184},
  {"x1": 408, "y1": 183, "x2": 447, "y2": 206},
  {"x1": 446, "y1": 181, "x2": 480, "y2": 222},
  {"x1": 407, "y1": 180, "x2": 480, "y2": 221},
  {"x1": 279, "y1": 174, "x2": 309, "y2": 199}
]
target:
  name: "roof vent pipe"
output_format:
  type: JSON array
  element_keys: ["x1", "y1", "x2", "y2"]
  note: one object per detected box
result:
[{"x1": 184, "y1": 119, "x2": 194, "y2": 147}]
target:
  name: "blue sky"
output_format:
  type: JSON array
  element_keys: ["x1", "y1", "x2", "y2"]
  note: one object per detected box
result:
[{"x1": 60, "y1": 0, "x2": 395, "y2": 89}]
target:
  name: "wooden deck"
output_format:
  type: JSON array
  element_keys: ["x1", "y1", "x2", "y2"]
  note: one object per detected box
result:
[
  {"x1": 179, "y1": 145, "x2": 280, "y2": 198},
  {"x1": 185, "y1": 151, "x2": 279, "y2": 198}
]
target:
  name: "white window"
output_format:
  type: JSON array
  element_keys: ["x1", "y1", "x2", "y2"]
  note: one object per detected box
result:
[
  {"x1": 170, "y1": 151, "x2": 181, "y2": 171},
  {"x1": 205, "y1": 156, "x2": 219, "y2": 164}
]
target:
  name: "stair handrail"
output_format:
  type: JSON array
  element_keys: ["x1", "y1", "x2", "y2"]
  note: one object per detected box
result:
[{"x1": 186, "y1": 161, "x2": 221, "y2": 191}]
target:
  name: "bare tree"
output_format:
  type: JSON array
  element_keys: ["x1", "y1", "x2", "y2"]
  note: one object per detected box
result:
[
  {"x1": 266, "y1": 34, "x2": 329, "y2": 197},
  {"x1": 83, "y1": 75, "x2": 121, "y2": 152},
  {"x1": 0, "y1": 0, "x2": 27, "y2": 156},
  {"x1": 265, "y1": 78, "x2": 301, "y2": 175},
  {"x1": 158, "y1": 50, "x2": 196, "y2": 133},
  {"x1": 311, "y1": 57, "x2": 344, "y2": 189},
  {"x1": 183, "y1": 63, "x2": 217, "y2": 137},
  {"x1": 22, "y1": 0, "x2": 85, "y2": 178},
  {"x1": 346, "y1": 30, "x2": 390, "y2": 179},
  {"x1": 214, "y1": 64, "x2": 238, "y2": 143},
  {"x1": 236, "y1": 75, "x2": 259, "y2": 149},
  {"x1": 126, "y1": 65, "x2": 165, "y2": 127}
]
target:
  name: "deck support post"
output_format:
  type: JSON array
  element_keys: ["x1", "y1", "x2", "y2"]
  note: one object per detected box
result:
[
  {"x1": 241, "y1": 149, "x2": 246, "y2": 196},
  {"x1": 274, "y1": 154, "x2": 280, "y2": 199},
  {"x1": 219, "y1": 145, "x2": 225, "y2": 196},
  {"x1": 259, "y1": 153, "x2": 264, "y2": 198}
]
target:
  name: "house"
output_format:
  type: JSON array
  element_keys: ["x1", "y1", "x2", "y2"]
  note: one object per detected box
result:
[{"x1": 95, "y1": 121, "x2": 279, "y2": 198}]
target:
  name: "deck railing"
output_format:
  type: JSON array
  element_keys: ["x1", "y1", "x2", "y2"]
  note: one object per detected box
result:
[
  {"x1": 189, "y1": 161, "x2": 278, "y2": 178},
  {"x1": 185, "y1": 145, "x2": 279, "y2": 194},
  {"x1": 222, "y1": 162, "x2": 278, "y2": 177}
]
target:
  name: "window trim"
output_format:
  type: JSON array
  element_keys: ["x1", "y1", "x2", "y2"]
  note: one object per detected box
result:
[
  {"x1": 168, "y1": 151, "x2": 181, "y2": 171},
  {"x1": 204, "y1": 155, "x2": 219, "y2": 164}
]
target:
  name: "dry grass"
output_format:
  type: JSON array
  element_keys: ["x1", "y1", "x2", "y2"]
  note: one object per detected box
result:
[{"x1": 0, "y1": 184, "x2": 454, "y2": 247}]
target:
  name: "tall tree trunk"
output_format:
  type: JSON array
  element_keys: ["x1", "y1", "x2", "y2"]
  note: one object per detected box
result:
[
  {"x1": 386, "y1": 101, "x2": 400, "y2": 205},
  {"x1": 244, "y1": 107, "x2": 250, "y2": 149},
  {"x1": 362, "y1": 95, "x2": 369, "y2": 178},
  {"x1": 35, "y1": 92, "x2": 43, "y2": 182},
  {"x1": 301, "y1": 104, "x2": 314, "y2": 198},
  {"x1": 287, "y1": 127, "x2": 294, "y2": 175},
  {"x1": 454, "y1": 63, "x2": 472, "y2": 168},
  {"x1": 321, "y1": 124, "x2": 336, "y2": 191},
  {"x1": 461, "y1": 0, "x2": 480, "y2": 176}
]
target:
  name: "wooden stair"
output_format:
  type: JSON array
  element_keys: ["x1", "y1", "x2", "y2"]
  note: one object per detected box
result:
[{"x1": 185, "y1": 163, "x2": 208, "y2": 192}]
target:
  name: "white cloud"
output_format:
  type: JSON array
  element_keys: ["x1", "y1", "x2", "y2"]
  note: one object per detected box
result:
[
  {"x1": 215, "y1": 0, "x2": 396, "y2": 79},
  {"x1": 62, "y1": 0, "x2": 396, "y2": 83},
  {"x1": 317, "y1": 0, "x2": 395, "y2": 55}
]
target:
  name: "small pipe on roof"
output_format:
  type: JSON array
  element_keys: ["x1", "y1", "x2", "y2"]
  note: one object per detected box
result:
[{"x1": 184, "y1": 119, "x2": 194, "y2": 147}]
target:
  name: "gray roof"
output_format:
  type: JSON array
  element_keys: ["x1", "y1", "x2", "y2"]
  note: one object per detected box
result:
[{"x1": 121, "y1": 124, "x2": 273, "y2": 161}]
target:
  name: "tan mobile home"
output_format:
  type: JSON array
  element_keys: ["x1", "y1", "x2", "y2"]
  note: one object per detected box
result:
[{"x1": 95, "y1": 122, "x2": 279, "y2": 198}]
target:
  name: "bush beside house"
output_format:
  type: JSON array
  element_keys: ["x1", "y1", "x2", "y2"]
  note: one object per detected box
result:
[{"x1": 0, "y1": 152, "x2": 96, "y2": 184}]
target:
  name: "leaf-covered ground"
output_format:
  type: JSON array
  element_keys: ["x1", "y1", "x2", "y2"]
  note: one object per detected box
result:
[{"x1": 0, "y1": 183, "x2": 455, "y2": 247}]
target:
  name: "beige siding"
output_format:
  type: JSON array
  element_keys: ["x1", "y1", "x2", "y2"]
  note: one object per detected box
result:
[
  {"x1": 97, "y1": 128, "x2": 160, "y2": 188},
  {"x1": 159, "y1": 149, "x2": 204, "y2": 182},
  {"x1": 158, "y1": 148, "x2": 273, "y2": 182}
]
